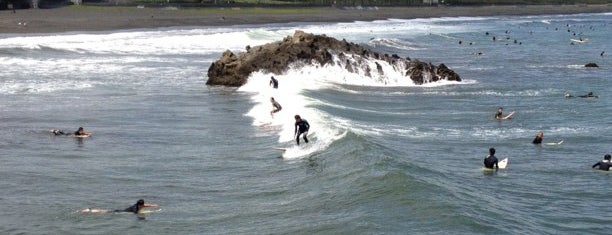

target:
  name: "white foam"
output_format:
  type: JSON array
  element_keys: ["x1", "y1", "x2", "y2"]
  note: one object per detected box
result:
[{"x1": 239, "y1": 55, "x2": 467, "y2": 159}]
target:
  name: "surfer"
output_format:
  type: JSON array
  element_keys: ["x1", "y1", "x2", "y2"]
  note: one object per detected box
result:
[
  {"x1": 494, "y1": 107, "x2": 504, "y2": 119},
  {"x1": 269, "y1": 76, "x2": 278, "y2": 89},
  {"x1": 270, "y1": 97, "x2": 282, "y2": 116},
  {"x1": 577, "y1": 92, "x2": 598, "y2": 98},
  {"x1": 592, "y1": 154, "x2": 612, "y2": 171},
  {"x1": 294, "y1": 115, "x2": 310, "y2": 145},
  {"x1": 81, "y1": 199, "x2": 158, "y2": 214},
  {"x1": 484, "y1": 148, "x2": 499, "y2": 169},
  {"x1": 74, "y1": 127, "x2": 91, "y2": 136},
  {"x1": 532, "y1": 131, "x2": 543, "y2": 144}
]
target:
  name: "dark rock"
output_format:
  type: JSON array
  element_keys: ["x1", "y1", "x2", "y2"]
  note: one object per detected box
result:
[
  {"x1": 206, "y1": 31, "x2": 461, "y2": 86},
  {"x1": 585, "y1": 63, "x2": 599, "y2": 68}
]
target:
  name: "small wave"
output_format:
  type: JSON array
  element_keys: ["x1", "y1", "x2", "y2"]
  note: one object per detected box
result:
[
  {"x1": 368, "y1": 38, "x2": 423, "y2": 51},
  {"x1": 0, "y1": 79, "x2": 95, "y2": 94}
]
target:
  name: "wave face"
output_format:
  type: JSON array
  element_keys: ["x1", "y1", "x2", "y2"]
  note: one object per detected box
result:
[{"x1": 0, "y1": 13, "x2": 611, "y2": 235}]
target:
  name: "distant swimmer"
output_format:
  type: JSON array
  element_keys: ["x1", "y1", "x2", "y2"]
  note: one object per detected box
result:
[
  {"x1": 293, "y1": 115, "x2": 310, "y2": 145},
  {"x1": 577, "y1": 92, "x2": 598, "y2": 98},
  {"x1": 484, "y1": 148, "x2": 499, "y2": 169},
  {"x1": 269, "y1": 76, "x2": 278, "y2": 89},
  {"x1": 81, "y1": 199, "x2": 159, "y2": 214},
  {"x1": 601, "y1": 51, "x2": 605, "y2": 57},
  {"x1": 592, "y1": 154, "x2": 612, "y2": 171},
  {"x1": 532, "y1": 131, "x2": 544, "y2": 144},
  {"x1": 270, "y1": 97, "x2": 282, "y2": 117}
]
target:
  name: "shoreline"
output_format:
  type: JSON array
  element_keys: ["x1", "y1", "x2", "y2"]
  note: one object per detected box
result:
[{"x1": 0, "y1": 4, "x2": 610, "y2": 34}]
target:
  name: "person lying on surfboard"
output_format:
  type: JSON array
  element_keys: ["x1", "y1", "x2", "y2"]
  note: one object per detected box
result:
[
  {"x1": 592, "y1": 154, "x2": 612, "y2": 171},
  {"x1": 484, "y1": 148, "x2": 499, "y2": 169},
  {"x1": 50, "y1": 127, "x2": 92, "y2": 137},
  {"x1": 81, "y1": 199, "x2": 158, "y2": 214},
  {"x1": 74, "y1": 127, "x2": 92, "y2": 137},
  {"x1": 532, "y1": 131, "x2": 544, "y2": 144}
]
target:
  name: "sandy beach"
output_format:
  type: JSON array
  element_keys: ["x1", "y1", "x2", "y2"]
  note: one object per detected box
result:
[{"x1": 0, "y1": 4, "x2": 610, "y2": 34}]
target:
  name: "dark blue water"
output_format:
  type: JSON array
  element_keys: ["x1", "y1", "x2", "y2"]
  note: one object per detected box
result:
[{"x1": 1, "y1": 13, "x2": 610, "y2": 234}]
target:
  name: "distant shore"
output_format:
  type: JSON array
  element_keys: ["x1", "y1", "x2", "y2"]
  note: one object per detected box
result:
[{"x1": 0, "y1": 4, "x2": 610, "y2": 34}]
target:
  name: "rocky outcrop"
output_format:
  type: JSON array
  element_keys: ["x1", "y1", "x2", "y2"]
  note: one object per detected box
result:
[
  {"x1": 585, "y1": 63, "x2": 599, "y2": 68},
  {"x1": 206, "y1": 30, "x2": 461, "y2": 86}
]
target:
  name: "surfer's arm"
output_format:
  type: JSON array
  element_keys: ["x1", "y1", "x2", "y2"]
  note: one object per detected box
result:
[
  {"x1": 144, "y1": 203, "x2": 158, "y2": 207},
  {"x1": 592, "y1": 162, "x2": 600, "y2": 168}
]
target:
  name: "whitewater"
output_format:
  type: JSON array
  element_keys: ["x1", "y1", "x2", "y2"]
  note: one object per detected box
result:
[{"x1": 1, "y1": 13, "x2": 611, "y2": 234}]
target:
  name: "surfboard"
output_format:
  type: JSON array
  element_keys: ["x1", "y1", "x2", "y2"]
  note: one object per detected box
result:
[
  {"x1": 543, "y1": 140, "x2": 563, "y2": 146},
  {"x1": 73, "y1": 133, "x2": 92, "y2": 138},
  {"x1": 502, "y1": 111, "x2": 515, "y2": 119},
  {"x1": 570, "y1": 38, "x2": 588, "y2": 43},
  {"x1": 138, "y1": 208, "x2": 162, "y2": 214},
  {"x1": 273, "y1": 147, "x2": 287, "y2": 151},
  {"x1": 498, "y1": 157, "x2": 508, "y2": 169}
]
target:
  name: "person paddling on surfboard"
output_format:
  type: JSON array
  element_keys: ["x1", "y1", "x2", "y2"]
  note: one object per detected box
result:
[
  {"x1": 81, "y1": 199, "x2": 158, "y2": 214},
  {"x1": 532, "y1": 131, "x2": 544, "y2": 144},
  {"x1": 294, "y1": 115, "x2": 310, "y2": 145},
  {"x1": 270, "y1": 97, "x2": 282, "y2": 117},
  {"x1": 74, "y1": 127, "x2": 92, "y2": 137},
  {"x1": 484, "y1": 148, "x2": 499, "y2": 169},
  {"x1": 592, "y1": 154, "x2": 612, "y2": 171}
]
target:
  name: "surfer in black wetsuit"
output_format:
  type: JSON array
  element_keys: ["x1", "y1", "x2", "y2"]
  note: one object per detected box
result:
[
  {"x1": 81, "y1": 199, "x2": 158, "y2": 214},
  {"x1": 592, "y1": 154, "x2": 612, "y2": 171},
  {"x1": 577, "y1": 92, "x2": 598, "y2": 98},
  {"x1": 484, "y1": 148, "x2": 499, "y2": 169},
  {"x1": 495, "y1": 107, "x2": 504, "y2": 119},
  {"x1": 294, "y1": 115, "x2": 310, "y2": 145},
  {"x1": 269, "y1": 76, "x2": 278, "y2": 89},
  {"x1": 270, "y1": 97, "x2": 282, "y2": 116},
  {"x1": 532, "y1": 131, "x2": 543, "y2": 144}
]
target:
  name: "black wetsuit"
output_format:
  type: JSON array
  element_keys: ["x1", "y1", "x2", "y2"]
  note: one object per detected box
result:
[
  {"x1": 592, "y1": 161, "x2": 611, "y2": 171},
  {"x1": 294, "y1": 119, "x2": 310, "y2": 145},
  {"x1": 270, "y1": 77, "x2": 278, "y2": 89},
  {"x1": 532, "y1": 136, "x2": 543, "y2": 144},
  {"x1": 272, "y1": 101, "x2": 282, "y2": 113},
  {"x1": 484, "y1": 155, "x2": 499, "y2": 169},
  {"x1": 114, "y1": 203, "x2": 140, "y2": 213},
  {"x1": 495, "y1": 111, "x2": 503, "y2": 119}
]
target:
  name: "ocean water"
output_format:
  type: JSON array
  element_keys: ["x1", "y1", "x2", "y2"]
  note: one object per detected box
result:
[{"x1": 1, "y1": 12, "x2": 611, "y2": 234}]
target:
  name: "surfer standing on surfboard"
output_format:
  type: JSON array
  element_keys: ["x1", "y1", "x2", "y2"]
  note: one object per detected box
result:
[
  {"x1": 269, "y1": 76, "x2": 278, "y2": 89},
  {"x1": 294, "y1": 115, "x2": 310, "y2": 145},
  {"x1": 484, "y1": 148, "x2": 499, "y2": 169},
  {"x1": 532, "y1": 131, "x2": 544, "y2": 144},
  {"x1": 81, "y1": 199, "x2": 159, "y2": 214},
  {"x1": 270, "y1": 97, "x2": 282, "y2": 117}
]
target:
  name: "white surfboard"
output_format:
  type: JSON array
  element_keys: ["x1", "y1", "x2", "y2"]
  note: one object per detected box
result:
[
  {"x1": 543, "y1": 140, "x2": 563, "y2": 146},
  {"x1": 273, "y1": 147, "x2": 287, "y2": 151},
  {"x1": 498, "y1": 157, "x2": 508, "y2": 169},
  {"x1": 502, "y1": 111, "x2": 515, "y2": 119}
]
